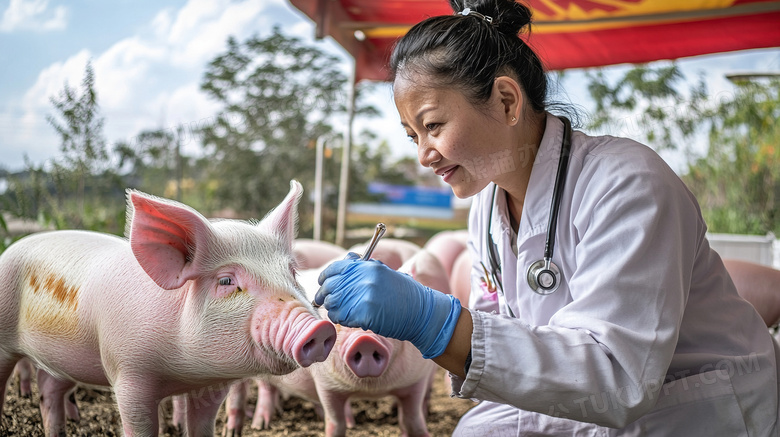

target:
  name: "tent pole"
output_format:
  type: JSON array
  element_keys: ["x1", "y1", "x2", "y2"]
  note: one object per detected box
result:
[
  {"x1": 313, "y1": 135, "x2": 325, "y2": 241},
  {"x1": 335, "y1": 67, "x2": 356, "y2": 247}
]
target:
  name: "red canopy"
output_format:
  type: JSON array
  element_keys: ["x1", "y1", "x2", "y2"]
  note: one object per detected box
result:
[{"x1": 289, "y1": 0, "x2": 780, "y2": 82}]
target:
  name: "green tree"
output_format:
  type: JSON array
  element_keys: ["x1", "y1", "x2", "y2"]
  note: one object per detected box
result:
[
  {"x1": 115, "y1": 126, "x2": 188, "y2": 201},
  {"x1": 197, "y1": 27, "x2": 399, "y2": 234},
  {"x1": 682, "y1": 78, "x2": 779, "y2": 235},
  {"x1": 1, "y1": 62, "x2": 125, "y2": 234},
  {"x1": 46, "y1": 61, "x2": 112, "y2": 217},
  {"x1": 586, "y1": 64, "x2": 708, "y2": 152},
  {"x1": 586, "y1": 66, "x2": 779, "y2": 235}
]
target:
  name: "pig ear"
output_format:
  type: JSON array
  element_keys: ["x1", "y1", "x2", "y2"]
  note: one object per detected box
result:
[
  {"x1": 126, "y1": 190, "x2": 213, "y2": 290},
  {"x1": 258, "y1": 180, "x2": 302, "y2": 251}
]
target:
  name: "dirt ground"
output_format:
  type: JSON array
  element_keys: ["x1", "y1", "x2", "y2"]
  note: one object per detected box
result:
[{"x1": 1, "y1": 368, "x2": 475, "y2": 436}]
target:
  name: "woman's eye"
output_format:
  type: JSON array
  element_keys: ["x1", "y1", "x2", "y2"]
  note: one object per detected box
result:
[
  {"x1": 406, "y1": 134, "x2": 418, "y2": 145},
  {"x1": 218, "y1": 277, "x2": 232, "y2": 286},
  {"x1": 425, "y1": 123, "x2": 439, "y2": 131}
]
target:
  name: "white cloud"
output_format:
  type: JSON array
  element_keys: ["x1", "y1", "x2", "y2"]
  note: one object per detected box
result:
[
  {"x1": 6, "y1": 0, "x2": 297, "y2": 170},
  {"x1": 0, "y1": 0, "x2": 66, "y2": 32},
  {"x1": 164, "y1": 0, "x2": 274, "y2": 67},
  {"x1": 93, "y1": 36, "x2": 167, "y2": 108},
  {"x1": 23, "y1": 50, "x2": 92, "y2": 109},
  {"x1": 0, "y1": 49, "x2": 91, "y2": 170}
]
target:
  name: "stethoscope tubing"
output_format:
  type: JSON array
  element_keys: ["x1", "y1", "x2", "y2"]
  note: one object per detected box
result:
[
  {"x1": 543, "y1": 116, "x2": 572, "y2": 264},
  {"x1": 484, "y1": 116, "x2": 572, "y2": 302}
]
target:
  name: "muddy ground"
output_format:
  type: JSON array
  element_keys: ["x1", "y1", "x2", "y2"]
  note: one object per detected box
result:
[{"x1": 1, "y1": 369, "x2": 475, "y2": 436}]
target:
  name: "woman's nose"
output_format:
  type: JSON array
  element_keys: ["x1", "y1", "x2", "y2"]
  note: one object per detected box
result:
[{"x1": 417, "y1": 140, "x2": 441, "y2": 168}]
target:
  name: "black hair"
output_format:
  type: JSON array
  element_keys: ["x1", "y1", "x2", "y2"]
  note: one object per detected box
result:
[{"x1": 389, "y1": 0, "x2": 547, "y2": 113}]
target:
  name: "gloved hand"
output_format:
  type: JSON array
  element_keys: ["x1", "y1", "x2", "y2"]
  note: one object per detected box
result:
[{"x1": 315, "y1": 253, "x2": 462, "y2": 359}]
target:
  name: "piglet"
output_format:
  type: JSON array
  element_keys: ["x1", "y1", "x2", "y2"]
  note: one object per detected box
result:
[
  {"x1": 722, "y1": 259, "x2": 780, "y2": 328},
  {"x1": 349, "y1": 238, "x2": 421, "y2": 270},
  {"x1": 423, "y1": 230, "x2": 468, "y2": 279},
  {"x1": 244, "y1": 247, "x2": 442, "y2": 437},
  {"x1": 292, "y1": 239, "x2": 348, "y2": 270},
  {"x1": 0, "y1": 180, "x2": 336, "y2": 436}
]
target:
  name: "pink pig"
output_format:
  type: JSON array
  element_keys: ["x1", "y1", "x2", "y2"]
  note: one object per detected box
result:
[
  {"x1": 449, "y1": 249, "x2": 474, "y2": 310},
  {"x1": 723, "y1": 259, "x2": 780, "y2": 328},
  {"x1": 221, "y1": 238, "x2": 351, "y2": 436},
  {"x1": 224, "y1": 247, "x2": 442, "y2": 437},
  {"x1": 293, "y1": 239, "x2": 347, "y2": 270},
  {"x1": 423, "y1": 230, "x2": 468, "y2": 279},
  {"x1": 0, "y1": 181, "x2": 336, "y2": 436},
  {"x1": 348, "y1": 238, "x2": 422, "y2": 271}
]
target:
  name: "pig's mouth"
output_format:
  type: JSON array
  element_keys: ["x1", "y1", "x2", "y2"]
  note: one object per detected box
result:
[{"x1": 253, "y1": 346, "x2": 299, "y2": 375}]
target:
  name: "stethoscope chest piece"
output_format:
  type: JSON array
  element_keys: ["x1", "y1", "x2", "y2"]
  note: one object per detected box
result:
[{"x1": 526, "y1": 256, "x2": 561, "y2": 295}]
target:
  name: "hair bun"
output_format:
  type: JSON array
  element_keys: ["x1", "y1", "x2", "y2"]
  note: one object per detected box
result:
[{"x1": 449, "y1": 0, "x2": 533, "y2": 35}]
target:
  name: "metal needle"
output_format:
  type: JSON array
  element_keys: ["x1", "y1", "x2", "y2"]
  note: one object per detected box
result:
[
  {"x1": 361, "y1": 223, "x2": 386, "y2": 261},
  {"x1": 312, "y1": 223, "x2": 386, "y2": 309}
]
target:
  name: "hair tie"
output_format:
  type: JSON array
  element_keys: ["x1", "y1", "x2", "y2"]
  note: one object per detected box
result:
[{"x1": 456, "y1": 7, "x2": 494, "y2": 25}]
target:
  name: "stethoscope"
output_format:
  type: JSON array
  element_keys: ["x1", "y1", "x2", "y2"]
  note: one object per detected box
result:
[{"x1": 481, "y1": 116, "x2": 572, "y2": 311}]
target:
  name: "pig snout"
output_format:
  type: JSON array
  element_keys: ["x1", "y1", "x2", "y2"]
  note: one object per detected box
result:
[
  {"x1": 342, "y1": 334, "x2": 390, "y2": 378},
  {"x1": 253, "y1": 303, "x2": 336, "y2": 369},
  {"x1": 294, "y1": 319, "x2": 337, "y2": 367}
]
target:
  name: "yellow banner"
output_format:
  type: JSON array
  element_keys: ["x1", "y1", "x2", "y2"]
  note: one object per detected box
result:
[
  {"x1": 361, "y1": 0, "x2": 772, "y2": 37},
  {"x1": 527, "y1": 0, "x2": 738, "y2": 22}
]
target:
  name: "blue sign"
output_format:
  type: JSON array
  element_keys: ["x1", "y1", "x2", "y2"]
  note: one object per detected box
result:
[
  {"x1": 367, "y1": 183, "x2": 452, "y2": 208},
  {"x1": 348, "y1": 183, "x2": 454, "y2": 219}
]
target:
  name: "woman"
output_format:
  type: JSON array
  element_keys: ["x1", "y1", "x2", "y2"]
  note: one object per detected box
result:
[{"x1": 315, "y1": 0, "x2": 780, "y2": 434}]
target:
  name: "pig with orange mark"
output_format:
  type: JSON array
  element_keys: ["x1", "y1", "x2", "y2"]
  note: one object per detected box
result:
[{"x1": 0, "y1": 181, "x2": 336, "y2": 437}]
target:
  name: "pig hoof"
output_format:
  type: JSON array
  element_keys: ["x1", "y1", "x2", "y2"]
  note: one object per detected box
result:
[{"x1": 251, "y1": 416, "x2": 271, "y2": 430}]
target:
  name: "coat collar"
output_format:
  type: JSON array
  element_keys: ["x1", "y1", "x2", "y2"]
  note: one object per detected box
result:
[{"x1": 490, "y1": 113, "x2": 567, "y2": 241}]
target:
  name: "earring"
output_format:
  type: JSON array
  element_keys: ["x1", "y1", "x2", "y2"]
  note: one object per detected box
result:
[{"x1": 511, "y1": 116, "x2": 517, "y2": 123}]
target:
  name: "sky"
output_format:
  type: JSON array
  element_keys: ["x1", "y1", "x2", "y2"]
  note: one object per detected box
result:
[{"x1": 0, "y1": 0, "x2": 778, "y2": 175}]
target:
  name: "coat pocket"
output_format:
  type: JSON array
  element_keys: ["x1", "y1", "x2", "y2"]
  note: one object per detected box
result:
[{"x1": 619, "y1": 369, "x2": 748, "y2": 436}]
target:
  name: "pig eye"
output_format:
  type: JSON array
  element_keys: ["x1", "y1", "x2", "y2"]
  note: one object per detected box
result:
[{"x1": 218, "y1": 277, "x2": 233, "y2": 286}]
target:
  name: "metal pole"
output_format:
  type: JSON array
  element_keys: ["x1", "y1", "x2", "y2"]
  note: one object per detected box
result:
[
  {"x1": 175, "y1": 125, "x2": 183, "y2": 202},
  {"x1": 335, "y1": 69, "x2": 356, "y2": 247},
  {"x1": 313, "y1": 136, "x2": 325, "y2": 241}
]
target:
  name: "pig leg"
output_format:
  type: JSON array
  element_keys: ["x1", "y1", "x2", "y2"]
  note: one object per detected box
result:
[
  {"x1": 393, "y1": 376, "x2": 432, "y2": 437},
  {"x1": 171, "y1": 394, "x2": 187, "y2": 432},
  {"x1": 64, "y1": 387, "x2": 80, "y2": 421},
  {"x1": 224, "y1": 379, "x2": 249, "y2": 436},
  {"x1": 316, "y1": 388, "x2": 351, "y2": 437},
  {"x1": 0, "y1": 358, "x2": 16, "y2": 412},
  {"x1": 37, "y1": 368, "x2": 77, "y2": 437},
  {"x1": 181, "y1": 383, "x2": 231, "y2": 437},
  {"x1": 252, "y1": 379, "x2": 281, "y2": 430},
  {"x1": 113, "y1": 382, "x2": 160, "y2": 437},
  {"x1": 344, "y1": 402, "x2": 355, "y2": 429},
  {"x1": 13, "y1": 357, "x2": 34, "y2": 397},
  {"x1": 157, "y1": 398, "x2": 170, "y2": 436}
]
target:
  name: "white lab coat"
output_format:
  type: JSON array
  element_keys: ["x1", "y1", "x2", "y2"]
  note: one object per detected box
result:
[{"x1": 450, "y1": 114, "x2": 780, "y2": 436}]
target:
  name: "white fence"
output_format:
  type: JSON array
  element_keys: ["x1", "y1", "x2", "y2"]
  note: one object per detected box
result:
[{"x1": 708, "y1": 232, "x2": 778, "y2": 269}]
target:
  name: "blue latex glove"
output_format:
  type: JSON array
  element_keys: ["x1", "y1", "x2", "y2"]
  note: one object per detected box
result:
[{"x1": 315, "y1": 253, "x2": 462, "y2": 359}]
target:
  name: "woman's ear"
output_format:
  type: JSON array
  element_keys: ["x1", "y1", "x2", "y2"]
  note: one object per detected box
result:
[{"x1": 493, "y1": 76, "x2": 524, "y2": 126}]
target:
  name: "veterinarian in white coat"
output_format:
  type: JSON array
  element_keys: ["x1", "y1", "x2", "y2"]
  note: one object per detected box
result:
[
  {"x1": 452, "y1": 113, "x2": 780, "y2": 436},
  {"x1": 315, "y1": 0, "x2": 780, "y2": 435}
]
